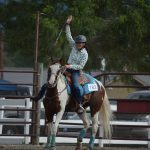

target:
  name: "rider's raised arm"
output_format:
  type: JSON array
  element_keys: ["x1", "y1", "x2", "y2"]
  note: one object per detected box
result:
[{"x1": 65, "y1": 15, "x2": 75, "y2": 47}]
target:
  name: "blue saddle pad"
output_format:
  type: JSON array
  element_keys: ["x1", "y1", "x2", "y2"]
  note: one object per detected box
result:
[{"x1": 66, "y1": 73, "x2": 99, "y2": 95}]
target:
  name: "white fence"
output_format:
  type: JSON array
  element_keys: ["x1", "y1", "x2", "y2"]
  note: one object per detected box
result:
[
  {"x1": 0, "y1": 98, "x2": 30, "y2": 144},
  {"x1": 0, "y1": 98, "x2": 150, "y2": 148}
]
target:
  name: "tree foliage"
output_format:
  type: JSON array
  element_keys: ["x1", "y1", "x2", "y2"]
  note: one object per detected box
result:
[{"x1": 0, "y1": 0, "x2": 150, "y2": 71}]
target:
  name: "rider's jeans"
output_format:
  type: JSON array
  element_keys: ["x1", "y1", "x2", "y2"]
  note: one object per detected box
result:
[
  {"x1": 36, "y1": 83, "x2": 47, "y2": 99},
  {"x1": 67, "y1": 69, "x2": 83, "y2": 104}
]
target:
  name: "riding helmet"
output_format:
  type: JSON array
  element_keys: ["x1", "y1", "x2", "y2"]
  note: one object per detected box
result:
[{"x1": 75, "y1": 35, "x2": 87, "y2": 43}]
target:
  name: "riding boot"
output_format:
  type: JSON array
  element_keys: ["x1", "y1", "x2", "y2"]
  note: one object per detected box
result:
[
  {"x1": 30, "y1": 95, "x2": 42, "y2": 102},
  {"x1": 31, "y1": 83, "x2": 47, "y2": 102}
]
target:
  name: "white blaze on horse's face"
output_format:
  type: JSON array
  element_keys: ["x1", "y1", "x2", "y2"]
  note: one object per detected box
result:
[{"x1": 48, "y1": 63, "x2": 61, "y2": 86}]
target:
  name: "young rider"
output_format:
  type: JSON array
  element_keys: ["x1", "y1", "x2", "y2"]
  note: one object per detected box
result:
[
  {"x1": 31, "y1": 16, "x2": 88, "y2": 112},
  {"x1": 65, "y1": 15, "x2": 88, "y2": 111}
]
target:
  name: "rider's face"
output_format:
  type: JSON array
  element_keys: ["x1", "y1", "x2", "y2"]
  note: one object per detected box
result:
[{"x1": 76, "y1": 42, "x2": 85, "y2": 50}]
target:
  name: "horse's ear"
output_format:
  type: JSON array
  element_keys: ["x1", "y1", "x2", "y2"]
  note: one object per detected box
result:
[
  {"x1": 47, "y1": 56, "x2": 54, "y2": 65},
  {"x1": 51, "y1": 57, "x2": 54, "y2": 62},
  {"x1": 59, "y1": 58, "x2": 63, "y2": 65}
]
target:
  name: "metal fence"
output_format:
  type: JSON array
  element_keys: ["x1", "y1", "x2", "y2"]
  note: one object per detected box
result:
[
  {"x1": 0, "y1": 65, "x2": 42, "y2": 144},
  {"x1": 0, "y1": 70, "x2": 150, "y2": 147}
]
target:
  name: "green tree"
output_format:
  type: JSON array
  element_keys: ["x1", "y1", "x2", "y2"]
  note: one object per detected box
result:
[{"x1": 0, "y1": 0, "x2": 149, "y2": 72}]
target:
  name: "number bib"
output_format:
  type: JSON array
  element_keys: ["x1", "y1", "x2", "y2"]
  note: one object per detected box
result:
[{"x1": 88, "y1": 83, "x2": 98, "y2": 92}]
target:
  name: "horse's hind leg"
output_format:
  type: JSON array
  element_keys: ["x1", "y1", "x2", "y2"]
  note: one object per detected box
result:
[
  {"x1": 88, "y1": 112, "x2": 99, "y2": 150},
  {"x1": 75, "y1": 111, "x2": 90, "y2": 150}
]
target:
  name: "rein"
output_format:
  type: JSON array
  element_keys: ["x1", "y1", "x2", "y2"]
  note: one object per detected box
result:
[
  {"x1": 45, "y1": 85, "x2": 67, "y2": 100},
  {"x1": 45, "y1": 71, "x2": 67, "y2": 101}
]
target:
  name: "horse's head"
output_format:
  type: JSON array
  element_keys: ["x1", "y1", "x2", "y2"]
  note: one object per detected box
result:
[{"x1": 47, "y1": 58, "x2": 63, "y2": 88}]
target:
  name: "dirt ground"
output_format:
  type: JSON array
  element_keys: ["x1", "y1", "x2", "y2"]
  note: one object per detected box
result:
[{"x1": 0, "y1": 145, "x2": 149, "y2": 150}]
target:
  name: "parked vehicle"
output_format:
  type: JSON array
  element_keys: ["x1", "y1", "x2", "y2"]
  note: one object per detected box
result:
[
  {"x1": 0, "y1": 79, "x2": 31, "y2": 97},
  {"x1": 127, "y1": 90, "x2": 150, "y2": 100}
]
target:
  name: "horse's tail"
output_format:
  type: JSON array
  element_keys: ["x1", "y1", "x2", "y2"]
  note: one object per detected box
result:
[{"x1": 99, "y1": 85, "x2": 113, "y2": 139}]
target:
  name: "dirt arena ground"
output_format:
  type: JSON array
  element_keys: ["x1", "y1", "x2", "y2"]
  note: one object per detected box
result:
[{"x1": 0, "y1": 145, "x2": 149, "y2": 150}]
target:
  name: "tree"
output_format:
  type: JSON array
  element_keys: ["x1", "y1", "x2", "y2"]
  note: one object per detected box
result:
[{"x1": 0, "y1": 0, "x2": 149, "y2": 72}]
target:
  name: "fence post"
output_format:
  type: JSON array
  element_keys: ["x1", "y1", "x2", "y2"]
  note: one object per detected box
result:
[
  {"x1": 148, "y1": 115, "x2": 150, "y2": 148},
  {"x1": 36, "y1": 63, "x2": 43, "y2": 144},
  {"x1": 31, "y1": 63, "x2": 43, "y2": 144},
  {"x1": 24, "y1": 98, "x2": 30, "y2": 144},
  {"x1": 0, "y1": 104, "x2": 4, "y2": 134}
]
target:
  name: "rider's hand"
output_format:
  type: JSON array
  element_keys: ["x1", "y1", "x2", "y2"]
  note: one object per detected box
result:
[
  {"x1": 64, "y1": 65, "x2": 70, "y2": 69},
  {"x1": 66, "y1": 15, "x2": 72, "y2": 24}
]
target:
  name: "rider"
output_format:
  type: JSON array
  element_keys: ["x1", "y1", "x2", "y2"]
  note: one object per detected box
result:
[
  {"x1": 64, "y1": 15, "x2": 88, "y2": 111},
  {"x1": 31, "y1": 16, "x2": 88, "y2": 110}
]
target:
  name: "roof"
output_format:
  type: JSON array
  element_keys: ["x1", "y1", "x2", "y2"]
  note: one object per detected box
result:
[{"x1": 133, "y1": 75, "x2": 150, "y2": 86}]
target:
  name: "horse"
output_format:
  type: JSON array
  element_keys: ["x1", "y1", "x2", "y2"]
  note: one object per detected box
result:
[{"x1": 43, "y1": 58, "x2": 113, "y2": 150}]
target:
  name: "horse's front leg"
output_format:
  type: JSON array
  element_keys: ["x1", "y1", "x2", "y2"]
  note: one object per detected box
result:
[
  {"x1": 50, "y1": 109, "x2": 65, "y2": 150},
  {"x1": 75, "y1": 111, "x2": 91, "y2": 150},
  {"x1": 44, "y1": 122, "x2": 53, "y2": 149}
]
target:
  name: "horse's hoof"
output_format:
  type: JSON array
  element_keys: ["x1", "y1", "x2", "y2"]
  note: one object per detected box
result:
[
  {"x1": 50, "y1": 147, "x2": 56, "y2": 150},
  {"x1": 43, "y1": 145, "x2": 50, "y2": 150},
  {"x1": 43, "y1": 147, "x2": 49, "y2": 150},
  {"x1": 87, "y1": 146, "x2": 93, "y2": 150},
  {"x1": 75, "y1": 148, "x2": 81, "y2": 150},
  {"x1": 75, "y1": 146, "x2": 82, "y2": 150},
  {"x1": 75, "y1": 141, "x2": 82, "y2": 150}
]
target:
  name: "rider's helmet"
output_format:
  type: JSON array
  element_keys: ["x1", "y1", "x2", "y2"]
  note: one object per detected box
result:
[{"x1": 75, "y1": 35, "x2": 87, "y2": 43}]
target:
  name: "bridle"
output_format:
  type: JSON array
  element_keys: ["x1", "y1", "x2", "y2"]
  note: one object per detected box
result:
[
  {"x1": 47, "y1": 71, "x2": 61, "y2": 88},
  {"x1": 45, "y1": 65, "x2": 67, "y2": 100}
]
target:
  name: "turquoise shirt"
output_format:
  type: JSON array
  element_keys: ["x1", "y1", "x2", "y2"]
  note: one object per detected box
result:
[{"x1": 66, "y1": 25, "x2": 88, "y2": 70}]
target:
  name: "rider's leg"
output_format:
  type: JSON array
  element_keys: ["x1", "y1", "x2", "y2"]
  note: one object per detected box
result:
[
  {"x1": 66, "y1": 69, "x2": 84, "y2": 112},
  {"x1": 31, "y1": 83, "x2": 47, "y2": 101},
  {"x1": 71, "y1": 70, "x2": 85, "y2": 112},
  {"x1": 71, "y1": 70, "x2": 83, "y2": 104}
]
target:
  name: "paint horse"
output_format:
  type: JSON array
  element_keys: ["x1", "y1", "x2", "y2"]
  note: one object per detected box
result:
[{"x1": 43, "y1": 59, "x2": 113, "y2": 150}]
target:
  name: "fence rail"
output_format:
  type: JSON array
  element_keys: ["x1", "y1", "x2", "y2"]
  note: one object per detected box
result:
[{"x1": 0, "y1": 70, "x2": 150, "y2": 147}]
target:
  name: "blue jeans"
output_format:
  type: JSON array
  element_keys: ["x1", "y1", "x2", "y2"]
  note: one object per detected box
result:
[
  {"x1": 36, "y1": 83, "x2": 47, "y2": 99},
  {"x1": 67, "y1": 69, "x2": 83, "y2": 104}
]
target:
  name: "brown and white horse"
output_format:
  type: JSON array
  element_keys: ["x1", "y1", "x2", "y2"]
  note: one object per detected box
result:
[{"x1": 43, "y1": 59, "x2": 113, "y2": 150}]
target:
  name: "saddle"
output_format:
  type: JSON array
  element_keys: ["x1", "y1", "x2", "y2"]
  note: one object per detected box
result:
[
  {"x1": 64, "y1": 70, "x2": 90, "y2": 85},
  {"x1": 64, "y1": 71, "x2": 100, "y2": 104}
]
